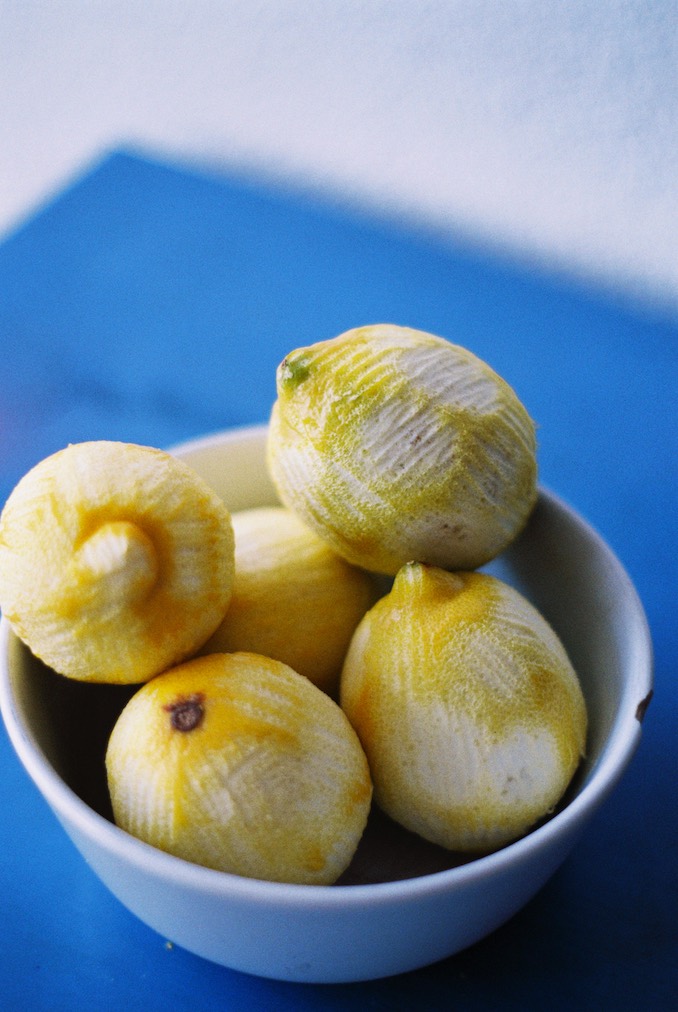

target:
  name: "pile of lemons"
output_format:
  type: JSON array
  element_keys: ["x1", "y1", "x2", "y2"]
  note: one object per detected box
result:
[{"x1": 0, "y1": 324, "x2": 586, "y2": 885}]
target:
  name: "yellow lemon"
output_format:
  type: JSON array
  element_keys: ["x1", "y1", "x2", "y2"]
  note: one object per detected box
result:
[
  {"x1": 267, "y1": 324, "x2": 538, "y2": 575},
  {"x1": 0, "y1": 441, "x2": 235, "y2": 683},
  {"x1": 200, "y1": 506, "x2": 379, "y2": 696},
  {"x1": 340, "y1": 564, "x2": 587, "y2": 852},
  {"x1": 106, "y1": 652, "x2": 372, "y2": 884}
]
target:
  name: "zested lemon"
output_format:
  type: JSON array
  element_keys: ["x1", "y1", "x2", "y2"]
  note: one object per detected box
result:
[
  {"x1": 267, "y1": 324, "x2": 537, "y2": 575},
  {"x1": 0, "y1": 441, "x2": 235, "y2": 683},
  {"x1": 106, "y1": 652, "x2": 373, "y2": 884},
  {"x1": 340, "y1": 564, "x2": 587, "y2": 852},
  {"x1": 200, "y1": 506, "x2": 378, "y2": 695}
]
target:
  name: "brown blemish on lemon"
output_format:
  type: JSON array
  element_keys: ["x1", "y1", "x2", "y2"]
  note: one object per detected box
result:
[{"x1": 164, "y1": 693, "x2": 206, "y2": 733}]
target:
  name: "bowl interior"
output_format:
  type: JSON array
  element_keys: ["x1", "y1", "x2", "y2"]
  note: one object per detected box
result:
[{"x1": 1, "y1": 424, "x2": 653, "y2": 886}]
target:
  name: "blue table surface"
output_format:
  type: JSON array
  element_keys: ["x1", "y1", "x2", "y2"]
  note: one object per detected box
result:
[{"x1": 0, "y1": 150, "x2": 675, "y2": 1010}]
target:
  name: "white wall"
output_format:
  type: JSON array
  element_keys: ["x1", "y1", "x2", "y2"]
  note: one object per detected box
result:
[{"x1": 1, "y1": 1, "x2": 676, "y2": 312}]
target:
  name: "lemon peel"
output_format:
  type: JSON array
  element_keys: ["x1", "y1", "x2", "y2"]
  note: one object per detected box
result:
[
  {"x1": 106, "y1": 652, "x2": 373, "y2": 884},
  {"x1": 200, "y1": 506, "x2": 379, "y2": 696},
  {"x1": 267, "y1": 324, "x2": 538, "y2": 575},
  {"x1": 0, "y1": 441, "x2": 235, "y2": 683},
  {"x1": 340, "y1": 564, "x2": 587, "y2": 852}
]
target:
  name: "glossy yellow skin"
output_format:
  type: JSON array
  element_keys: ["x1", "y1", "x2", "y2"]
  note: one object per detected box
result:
[
  {"x1": 107, "y1": 652, "x2": 373, "y2": 884},
  {"x1": 0, "y1": 441, "x2": 235, "y2": 683},
  {"x1": 267, "y1": 324, "x2": 537, "y2": 575},
  {"x1": 340, "y1": 564, "x2": 587, "y2": 852},
  {"x1": 201, "y1": 506, "x2": 379, "y2": 696}
]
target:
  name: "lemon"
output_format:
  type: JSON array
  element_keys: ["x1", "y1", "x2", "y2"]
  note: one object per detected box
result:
[
  {"x1": 267, "y1": 324, "x2": 537, "y2": 575},
  {"x1": 106, "y1": 652, "x2": 372, "y2": 884},
  {"x1": 200, "y1": 506, "x2": 379, "y2": 695},
  {"x1": 0, "y1": 441, "x2": 235, "y2": 683},
  {"x1": 340, "y1": 564, "x2": 587, "y2": 852}
]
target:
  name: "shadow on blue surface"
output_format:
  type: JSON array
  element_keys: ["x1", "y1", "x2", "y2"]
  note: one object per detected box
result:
[{"x1": 0, "y1": 148, "x2": 675, "y2": 1009}]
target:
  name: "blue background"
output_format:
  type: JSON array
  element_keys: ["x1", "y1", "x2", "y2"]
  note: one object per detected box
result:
[{"x1": 0, "y1": 150, "x2": 675, "y2": 1010}]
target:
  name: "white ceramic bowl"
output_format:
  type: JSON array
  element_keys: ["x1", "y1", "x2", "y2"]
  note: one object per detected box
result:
[{"x1": 0, "y1": 424, "x2": 653, "y2": 983}]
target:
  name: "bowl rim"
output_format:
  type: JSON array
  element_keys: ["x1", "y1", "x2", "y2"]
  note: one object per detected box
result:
[{"x1": 0, "y1": 424, "x2": 653, "y2": 909}]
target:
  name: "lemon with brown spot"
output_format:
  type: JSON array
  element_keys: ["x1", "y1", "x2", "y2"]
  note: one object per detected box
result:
[
  {"x1": 267, "y1": 324, "x2": 538, "y2": 575},
  {"x1": 0, "y1": 441, "x2": 235, "y2": 683},
  {"x1": 340, "y1": 564, "x2": 587, "y2": 852},
  {"x1": 200, "y1": 506, "x2": 379, "y2": 696},
  {"x1": 106, "y1": 652, "x2": 373, "y2": 884}
]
